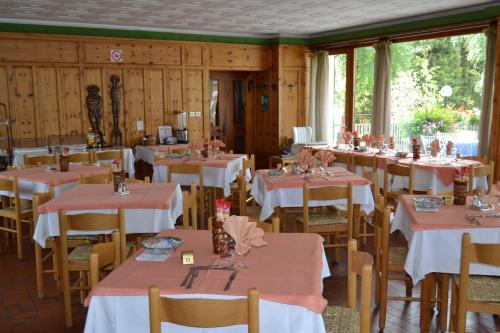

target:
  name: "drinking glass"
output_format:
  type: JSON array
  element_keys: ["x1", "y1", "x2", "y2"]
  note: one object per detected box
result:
[{"x1": 235, "y1": 242, "x2": 251, "y2": 269}]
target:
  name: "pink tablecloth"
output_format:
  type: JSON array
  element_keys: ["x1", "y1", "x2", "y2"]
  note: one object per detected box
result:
[
  {"x1": 398, "y1": 158, "x2": 480, "y2": 186},
  {"x1": 155, "y1": 154, "x2": 247, "y2": 169},
  {"x1": 0, "y1": 165, "x2": 110, "y2": 187},
  {"x1": 87, "y1": 229, "x2": 327, "y2": 314},
  {"x1": 399, "y1": 194, "x2": 500, "y2": 231},
  {"x1": 38, "y1": 183, "x2": 178, "y2": 213},
  {"x1": 259, "y1": 167, "x2": 370, "y2": 191}
]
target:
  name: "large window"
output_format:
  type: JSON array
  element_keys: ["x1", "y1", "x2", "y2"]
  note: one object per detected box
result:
[
  {"x1": 354, "y1": 47, "x2": 375, "y2": 137},
  {"x1": 328, "y1": 54, "x2": 347, "y2": 145}
]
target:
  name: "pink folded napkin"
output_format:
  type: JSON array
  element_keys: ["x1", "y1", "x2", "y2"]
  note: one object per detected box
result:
[
  {"x1": 189, "y1": 139, "x2": 205, "y2": 152},
  {"x1": 362, "y1": 134, "x2": 377, "y2": 147},
  {"x1": 431, "y1": 139, "x2": 441, "y2": 157},
  {"x1": 294, "y1": 149, "x2": 316, "y2": 170},
  {"x1": 342, "y1": 131, "x2": 353, "y2": 144},
  {"x1": 377, "y1": 134, "x2": 385, "y2": 148},
  {"x1": 315, "y1": 150, "x2": 336, "y2": 168},
  {"x1": 223, "y1": 215, "x2": 267, "y2": 247},
  {"x1": 209, "y1": 139, "x2": 226, "y2": 151}
]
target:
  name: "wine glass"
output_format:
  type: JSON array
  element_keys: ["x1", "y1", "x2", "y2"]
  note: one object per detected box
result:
[{"x1": 235, "y1": 242, "x2": 251, "y2": 269}]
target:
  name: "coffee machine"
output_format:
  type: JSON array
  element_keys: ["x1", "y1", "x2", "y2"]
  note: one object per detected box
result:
[{"x1": 175, "y1": 111, "x2": 188, "y2": 144}]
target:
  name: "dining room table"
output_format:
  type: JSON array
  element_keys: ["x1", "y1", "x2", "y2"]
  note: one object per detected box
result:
[
  {"x1": 33, "y1": 183, "x2": 183, "y2": 248},
  {"x1": 251, "y1": 166, "x2": 375, "y2": 221},
  {"x1": 84, "y1": 228, "x2": 331, "y2": 333},
  {"x1": 152, "y1": 153, "x2": 249, "y2": 197},
  {"x1": 0, "y1": 164, "x2": 111, "y2": 200},
  {"x1": 391, "y1": 194, "x2": 500, "y2": 331}
]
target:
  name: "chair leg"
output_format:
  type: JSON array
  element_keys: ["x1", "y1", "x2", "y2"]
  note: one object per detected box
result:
[
  {"x1": 438, "y1": 273, "x2": 449, "y2": 332},
  {"x1": 79, "y1": 271, "x2": 86, "y2": 304},
  {"x1": 35, "y1": 243, "x2": 45, "y2": 299},
  {"x1": 456, "y1": 283, "x2": 467, "y2": 333},
  {"x1": 404, "y1": 274, "x2": 413, "y2": 298},
  {"x1": 62, "y1": 268, "x2": 72, "y2": 327},
  {"x1": 16, "y1": 218, "x2": 23, "y2": 260},
  {"x1": 378, "y1": 270, "x2": 388, "y2": 329},
  {"x1": 449, "y1": 282, "x2": 458, "y2": 333}
]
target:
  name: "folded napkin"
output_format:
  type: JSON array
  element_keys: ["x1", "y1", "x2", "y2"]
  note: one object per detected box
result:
[
  {"x1": 209, "y1": 139, "x2": 226, "y2": 151},
  {"x1": 189, "y1": 139, "x2": 205, "y2": 152},
  {"x1": 431, "y1": 139, "x2": 441, "y2": 157},
  {"x1": 294, "y1": 149, "x2": 316, "y2": 170},
  {"x1": 315, "y1": 150, "x2": 336, "y2": 168},
  {"x1": 223, "y1": 215, "x2": 267, "y2": 247},
  {"x1": 377, "y1": 134, "x2": 385, "y2": 147},
  {"x1": 362, "y1": 134, "x2": 377, "y2": 146},
  {"x1": 342, "y1": 131, "x2": 353, "y2": 144}
]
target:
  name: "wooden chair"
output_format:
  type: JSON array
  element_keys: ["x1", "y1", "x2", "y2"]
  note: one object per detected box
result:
[
  {"x1": 383, "y1": 162, "x2": 414, "y2": 210},
  {"x1": 468, "y1": 161, "x2": 494, "y2": 195},
  {"x1": 296, "y1": 183, "x2": 353, "y2": 257},
  {"x1": 24, "y1": 154, "x2": 56, "y2": 167},
  {"x1": 208, "y1": 216, "x2": 280, "y2": 234},
  {"x1": 332, "y1": 151, "x2": 352, "y2": 170},
  {"x1": 449, "y1": 233, "x2": 500, "y2": 333},
  {"x1": 0, "y1": 176, "x2": 33, "y2": 259},
  {"x1": 66, "y1": 152, "x2": 92, "y2": 165},
  {"x1": 92, "y1": 149, "x2": 125, "y2": 169},
  {"x1": 167, "y1": 164, "x2": 205, "y2": 229},
  {"x1": 57, "y1": 209, "x2": 126, "y2": 327},
  {"x1": 461, "y1": 155, "x2": 488, "y2": 164},
  {"x1": 181, "y1": 184, "x2": 197, "y2": 230},
  {"x1": 323, "y1": 239, "x2": 372, "y2": 333},
  {"x1": 351, "y1": 154, "x2": 376, "y2": 174},
  {"x1": 233, "y1": 168, "x2": 258, "y2": 218},
  {"x1": 89, "y1": 231, "x2": 121, "y2": 289},
  {"x1": 356, "y1": 170, "x2": 381, "y2": 245},
  {"x1": 126, "y1": 176, "x2": 150, "y2": 183},
  {"x1": 148, "y1": 286, "x2": 259, "y2": 333},
  {"x1": 80, "y1": 171, "x2": 112, "y2": 184}
]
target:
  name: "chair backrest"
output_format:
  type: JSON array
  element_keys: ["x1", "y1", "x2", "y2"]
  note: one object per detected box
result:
[
  {"x1": 462, "y1": 155, "x2": 488, "y2": 164},
  {"x1": 347, "y1": 239, "x2": 373, "y2": 333},
  {"x1": 303, "y1": 182, "x2": 353, "y2": 235},
  {"x1": 332, "y1": 151, "x2": 352, "y2": 169},
  {"x1": 207, "y1": 216, "x2": 279, "y2": 234},
  {"x1": 24, "y1": 154, "x2": 56, "y2": 167},
  {"x1": 93, "y1": 149, "x2": 125, "y2": 168},
  {"x1": 58, "y1": 208, "x2": 127, "y2": 262},
  {"x1": 383, "y1": 162, "x2": 414, "y2": 207},
  {"x1": 293, "y1": 126, "x2": 313, "y2": 144},
  {"x1": 0, "y1": 177, "x2": 20, "y2": 213},
  {"x1": 89, "y1": 231, "x2": 121, "y2": 289},
  {"x1": 374, "y1": 203, "x2": 391, "y2": 287},
  {"x1": 167, "y1": 164, "x2": 203, "y2": 186},
  {"x1": 352, "y1": 154, "x2": 376, "y2": 173},
  {"x1": 80, "y1": 171, "x2": 112, "y2": 184},
  {"x1": 148, "y1": 286, "x2": 259, "y2": 333},
  {"x1": 126, "y1": 176, "x2": 150, "y2": 184},
  {"x1": 362, "y1": 170, "x2": 380, "y2": 204},
  {"x1": 66, "y1": 152, "x2": 92, "y2": 164},
  {"x1": 182, "y1": 184, "x2": 198, "y2": 230},
  {"x1": 469, "y1": 161, "x2": 494, "y2": 195},
  {"x1": 244, "y1": 154, "x2": 256, "y2": 181},
  {"x1": 32, "y1": 190, "x2": 55, "y2": 228}
]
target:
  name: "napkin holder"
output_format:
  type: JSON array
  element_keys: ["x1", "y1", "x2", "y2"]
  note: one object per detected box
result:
[{"x1": 181, "y1": 251, "x2": 194, "y2": 265}]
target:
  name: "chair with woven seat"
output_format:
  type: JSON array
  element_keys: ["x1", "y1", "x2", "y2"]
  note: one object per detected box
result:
[
  {"x1": 167, "y1": 164, "x2": 205, "y2": 229},
  {"x1": 57, "y1": 209, "x2": 126, "y2": 327},
  {"x1": 461, "y1": 155, "x2": 488, "y2": 164},
  {"x1": 208, "y1": 216, "x2": 280, "y2": 234},
  {"x1": 449, "y1": 233, "x2": 500, "y2": 333},
  {"x1": 24, "y1": 154, "x2": 57, "y2": 167},
  {"x1": 230, "y1": 155, "x2": 256, "y2": 215},
  {"x1": 468, "y1": 161, "x2": 494, "y2": 194},
  {"x1": 357, "y1": 170, "x2": 381, "y2": 245},
  {"x1": 92, "y1": 149, "x2": 125, "y2": 170},
  {"x1": 80, "y1": 171, "x2": 112, "y2": 184},
  {"x1": 149, "y1": 286, "x2": 259, "y2": 333},
  {"x1": 181, "y1": 183, "x2": 197, "y2": 230},
  {"x1": 383, "y1": 162, "x2": 414, "y2": 211},
  {"x1": 0, "y1": 176, "x2": 33, "y2": 260},
  {"x1": 66, "y1": 152, "x2": 92, "y2": 165},
  {"x1": 126, "y1": 176, "x2": 150, "y2": 183},
  {"x1": 89, "y1": 231, "x2": 121, "y2": 289},
  {"x1": 350, "y1": 154, "x2": 376, "y2": 174},
  {"x1": 323, "y1": 239, "x2": 372, "y2": 333},
  {"x1": 332, "y1": 151, "x2": 352, "y2": 170},
  {"x1": 297, "y1": 183, "x2": 353, "y2": 258}
]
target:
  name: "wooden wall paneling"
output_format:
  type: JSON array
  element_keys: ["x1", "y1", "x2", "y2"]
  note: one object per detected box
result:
[
  {"x1": 36, "y1": 66, "x2": 61, "y2": 139},
  {"x1": 281, "y1": 45, "x2": 307, "y2": 67},
  {"x1": 0, "y1": 66, "x2": 10, "y2": 151},
  {"x1": 9, "y1": 66, "x2": 37, "y2": 141},
  {"x1": 123, "y1": 68, "x2": 146, "y2": 145},
  {"x1": 82, "y1": 42, "x2": 181, "y2": 65},
  {"x1": 184, "y1": 45, "x2": 203, "y2": 67},
  {"x1": 81, "y1": 67, "x2": 103, "y2": 134},
  {"x1": 103, "y1": 68, "x2": 124, "y2": 143},
  {"x1": 144, "y1": 68, "x2": 165, "y2": 136},
  {"x1": 0, "y1": 39, "x2": 78, "y2": 63},
  {"x1": 202, "y1": 45, "x2": 210, "y2": 138},
  {"x1": 209, "y1": 45, "x2": 270, "y2": 69},
  {"x1": 57, "y1": 67, "x2": 83, "y2": 136},
  {"x1": 245, "y1": 73, "x2": 255, "y2": 154},
  {"x1": 165, "y1": 69, "x2": 183, "y2": 126},
  {"x1": 184, "y1": 69, "x2": 204, "y2": 140}
]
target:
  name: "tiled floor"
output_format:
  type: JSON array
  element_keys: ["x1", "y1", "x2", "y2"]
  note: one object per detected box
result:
[{"x1": 0, "y1": 231, "x2": 499, "y2": 333}]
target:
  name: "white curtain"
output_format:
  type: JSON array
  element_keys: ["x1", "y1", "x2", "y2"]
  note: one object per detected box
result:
[
  {"x1": 308, "y1": 51, "x2": 330, "y2": 142},
  {"x1": 371, "y1": 40, "x2": 392, "y2": 136},
  {"x1": 478, "y1": 24, "x2": 496, "y2": 157}
]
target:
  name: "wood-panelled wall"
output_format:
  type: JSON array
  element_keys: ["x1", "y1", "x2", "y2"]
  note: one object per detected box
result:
[{"x1": 0, "y1": 32, "x2": 308, "y2": 166}]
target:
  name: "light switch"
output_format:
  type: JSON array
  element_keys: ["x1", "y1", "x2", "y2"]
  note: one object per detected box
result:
[
  {"x1": 189, "y1": 112, "x2": 195, "y2": 117},
  {"x1": 136, "y1": 121, "x2": 144, "y2": 131},
  {"x1": 195, "y1": 112, "x2": 201, "y2": 117}
]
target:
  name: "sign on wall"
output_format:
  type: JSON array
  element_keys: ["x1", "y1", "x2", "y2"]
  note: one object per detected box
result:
[{"x1": 110, "y1": 49, "x2": 123, "y2": 62}]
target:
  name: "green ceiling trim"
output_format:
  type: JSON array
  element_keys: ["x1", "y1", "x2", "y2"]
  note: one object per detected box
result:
[
  {"x1": 311, "y1": 5, "x2": 500, "y2": 45},
  {"x1": 0, "y1": 22, "x2": 311, "y2": 45}
]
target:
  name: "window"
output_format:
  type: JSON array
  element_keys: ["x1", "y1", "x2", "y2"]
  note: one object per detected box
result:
[
  {"x1": 328, "y1": 54, "x2": 346, "y2": 145},
  {"x1": 354, "y1": 47, "x2": 375, "y2": 137}
]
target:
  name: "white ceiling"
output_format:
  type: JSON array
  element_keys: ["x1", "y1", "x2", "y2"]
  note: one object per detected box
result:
[{"x1": 0, "y1": 0, "x2": 497, "y2": 37}]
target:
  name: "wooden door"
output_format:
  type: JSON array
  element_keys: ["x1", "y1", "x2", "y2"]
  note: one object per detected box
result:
[{"x1": 209, "y1": 71, "x2": 250, "y2": 153}]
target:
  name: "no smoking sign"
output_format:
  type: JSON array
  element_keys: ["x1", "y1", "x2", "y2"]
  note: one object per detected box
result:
[{"x1": 110, "y1": 49, "x2": 123, "y2": 62}]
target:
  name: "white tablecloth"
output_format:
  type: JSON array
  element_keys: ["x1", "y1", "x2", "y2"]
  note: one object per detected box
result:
[
  {"x1": 391, "y1": 202, "x2": 500, "y2": 283},
  {"x1": 33, "y1": 185, "x2": 183, "y2": 248},
  {"x1": 152, "y1": 157, "x2": 247, "y2": 197},
  {"x1": 0, "y1": 180, "x2": 76, "y2": 200},
  {"x1": 84, "y1": 251, "x2": 330, "y2": 333},
  {"x1": 251, "y1": 173, "x2": 375, "y2": 221}
]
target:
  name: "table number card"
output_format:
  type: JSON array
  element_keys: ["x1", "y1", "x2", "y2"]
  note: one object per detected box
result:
[{"x1": 181, "y1": 250, "x2": 194, "y2": 265}]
